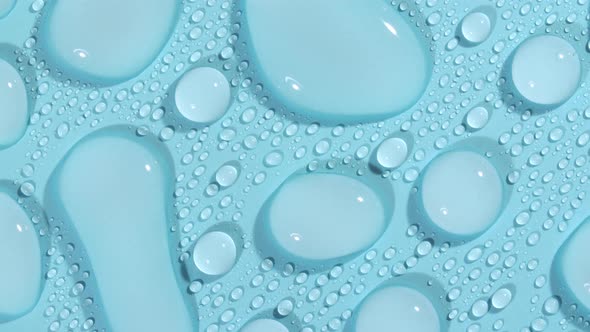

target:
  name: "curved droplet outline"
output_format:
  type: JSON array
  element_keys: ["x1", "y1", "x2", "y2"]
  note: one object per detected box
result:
[
  {"x1": 43, "y1": 125, "x2": 199, "y2": 331},
  {"x1": 409, "y1": 137, "x2": 513, "y2": 242},
  {"x1": 254, "y1": 162, "x2": 395, "y2": 271},
  {"x1": 456, "y1": 5, "x2": 497, "y2": 48},
  {"x1": 0, "y1": 180, "x2": 49, "y2": 324}
]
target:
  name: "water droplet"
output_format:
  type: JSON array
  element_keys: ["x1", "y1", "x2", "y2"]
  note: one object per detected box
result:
[
  {"x1": 0, "y1": 58, "x2": 27, "y2": 149},
  {"x1": 241, "y1": 319, "x2": 288, "y2": 332},
  {"x1": 215, "y1": 163, "x2": 240, "y2": 188},
  {"x1": 460, "y1": 11, "x2": 492, "y2": 44},
  {"x1": 262, "y1": 172, "x2": 391, "y2": 261},
  {"x1": 490, "y1": 287, "x2": 513, "y2": 310},
  {"x1": 0, "y1": 0, "x2": 16, "y2": 18},
  {"x1": 419, "y1": 150, "x2": 503, "y2": 237},
  {"x1": 192, "y1": 231, "x2": 236, "y2": 276},
  {"x1": 241, "y1": 0, "x2": 431, "y2": 122},
  {"x1": 352, "y1": 286, "x2": 441, "y2": 331},
  {"x1": 511, "y1": 35, "x2": 580, "y2": 106},
  {"x1": 465, "y1": 106, "x2": 490, "y2": 130},
  {"x1": 46, "y1": 127, "x2": 194, "y2": 331},
  {"x1": 0, "y1": 190, "x2": 42, "y2": 322},
  {"x1": 174, "y1": 67, "x2": 230, "y2": 123},
  {"x1": 42, "y1": 0, "x2": 178, "y2": 83},
  {"x1": 374, "y1": 137, "x2": 409, "y2": 169}
]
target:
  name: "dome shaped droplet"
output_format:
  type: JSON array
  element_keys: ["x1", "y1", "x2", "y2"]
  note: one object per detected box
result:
[
  {"x1": 241, "y1": 0, "x2": 431, "y2": 122},
  {"x1": 261, "y1": 172, "x2": 391, "y2": 261},
  {"x1": 353, "y1": 286, "x2": 441, "y2": 332},
  {"x1": 511, "y1": 35, "x2": 581, "y2": 106},
  {"x1": 42, "y1": 0, "x2": 178, "y2": 84},
  {"x1": 419, "y1": 150, "x2": 503, "y2": 237},
  {"x1": 375, "y1": 137, "x2": 409, "y2": 169},
  {"x1": 192, "y1": 231, "x2": 237, "y2": 276},
  {"x1": 0, "y1": 58, "x2": 27, "y2": 149},
  {"x1": 460, "y1": 12, "x2": 492, "y2": 44},
  {"x1": 175, "y1": 67, "x2": 230, "y2": 123}
]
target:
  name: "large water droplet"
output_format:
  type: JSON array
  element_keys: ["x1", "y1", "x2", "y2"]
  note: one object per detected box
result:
[
  {"x1": 241, "y1": 319, "x2": 288, "y2": 332},
  {"x1": 192, "y1": 231, "x2": 236, "y2": 276},
  {"x1": 511, "y1": 35, "x2": 580, "y2": 106},
  {"x1": 241, "y1": 0, "x2": 431, "y2": 122},
  {"x1": 419, "y1": 150, "x2": 503, "y2": 237},
  {"x1": 175, "y1": 67, "x2": 230, "y2": 123},
  {"x1": 552, "y1": 218, "x2": 590, "y2": 312},
  {"x1": 0, "y1": 58, "x2": 27, "y2": 149},
  {"x1": 460, "y1": 11, "x2": 492, "y2": 44},
  {"x1": 45, "y1": 127, "x2": 194, "y2": 331},
  {"x1": 261, "y1": 172, "x2": 391, "y2": 261},
  {"x1": 0, "y1": 189, "x2": 41, "y2": 322},
  {"x1": 41, "y1": 0, "x2": 178, "y2": 84},
  {"x1": 0, "y1": 0, "x2": 15, "y2": 19},
  {"x1": 374, "y1": 137, "x2": 410, "y2": 169},
  {"x1": 353, "y1": 285, "x2": 441, "y2": 331}
]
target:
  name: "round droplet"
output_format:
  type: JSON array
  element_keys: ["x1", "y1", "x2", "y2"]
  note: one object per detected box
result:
[
  {"x1": 0, "y1": 191, "x2": 42, "y2": 322},
  {"x1": 0, "y1": 58, "x2": 28, "y2": 149},
  {"x1": 471, "y1": 299, "x2": 489, "y2": 318},
  {"x1": 353, "y1": 286, "x2": 441, "y2": 332},
  {"x1": 263, "y1": 172, "x2": 390, "y2": 260},
  {"x1": 215, "y1": 164, "x2": 239, "y2": 187},
  {"x1": 490, "y1": 288, "x2": 513, "y2": 310},
  {"x1": 241, "y1": 319, "x2": 288, "y2": 332},
  {"x1": 465, "y1": 106, "x2": 489, "y2": 130},
  {"x1": 420, "y1": 151, "x2": 503, "y2": 237},
  {"x1": 175, "y1": 67, "x2": 230, "y2": 123},
  {"x1": 193, "y1": 231, "x2": 236, "y2": 275},
  {"x1": 460, "y1": 12, "x2": 492, "y2": 44},
  {"x1": 42, "y1": 0, "x2": 178, "y2": 83},
  {"x1": 0, "y1": 0, "x2": 16, "y2": 18},
  {"x1": 241, "y1": 0, "x2": 431, "y2": 122},
  {"x1": 511, "y1": 35, "x2": 581, "y2": 106},
  {"x1": 375, "y1": 137, "x2": 409, "y2": 169}
]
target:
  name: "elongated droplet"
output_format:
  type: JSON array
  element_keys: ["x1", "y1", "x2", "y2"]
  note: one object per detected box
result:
[{"x1": 46, "y1": 127, "x2": 194, "y2": 331}]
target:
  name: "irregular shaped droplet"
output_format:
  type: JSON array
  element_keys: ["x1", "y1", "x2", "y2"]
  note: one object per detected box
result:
[
  {"x1": 241, "y1": 0, "x2": 431, "y2": 122},
  {"x1": 374, "y1": 137, "x2": 409, "y2": 169},
  {"x1": 45, "y1": 127, "x2": 194, "y2": 331},
  {"x1": 511, "y1": 35, "x2": 580, "y2": 106},
  {"x1": 0, "y1": 58, "x2": 27, "y2": 149},
  {"x1": 262, "y1": 172, "x2": 391, "y2": 261},
  {"x1": 353, "y1": 286, "x2": 441, "y2": 331},
  {"x1": 419, "y1": 150, "x2": 503, "y2": 237},
  {"x1": 460, "y1": 12, "x2": 492, "y2": 44},
  {"x1": 241, "y1": 319, "x2": 288, "y2": 332},
  {"x1": 0, "y1": 190, "x2": 41, "y2": 322},
  {"x1": 42, "y1": 0, "x2": 178, "y2": 84},
  {"x1": 553, "y1": 219, "x2": 590, "y2": 312},
  {"x1": 175, "y1": 67, "x2": 230, "y2": 123},
  {"x1": 0, "y1": 0, "x2": 16, "y2": 18},
  {"x1": 193, "y1": 231, "x2": 236, "y2": 275}
]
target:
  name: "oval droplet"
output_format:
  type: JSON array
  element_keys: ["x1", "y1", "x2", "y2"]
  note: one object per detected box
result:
[
  {"x1": 261, "y1": 172, "x2": 392, "y2": 261},
  {"x1": 419, "y1": 150, "x2": 503, "y2": 237},
  {"x1": 241, "y1": 0, "x2": 431, "y2": 122},
  {"x1": 41, "y1": 0, "x2": 178, "y2": 84},
  {"x1": 192, "y1": 231, "x2": 237, "y2": 276}
]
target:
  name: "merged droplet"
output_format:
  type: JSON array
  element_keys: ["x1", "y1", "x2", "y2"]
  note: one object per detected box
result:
[
  {"x1": 0, "y1": 0, "x2": 15, "y2": 19},
  {"x1": 241, "y1": 319, "x2": 288, "y2": 332},
  {"x1": 45, "y1": 127, "x2": 194, "y2": 332},
  {"x1": 174, "y1": 67, "x2": 230, "y2": 123},
  {"x1": 352, "y1": 286, "x2": 441, "y2": 332},
  {"x1": 0, "y1": 58, "x2": 27, "y2": 149},
  {"x1": 511, "y1": 35, "x2": 581, "y2": 106},
  {"x1": 261, "y1": 172, "x2": 391, "y2": 261},
  {"x1": 192, "y1": 231, "x2": 236, "y2": 276},
  {"x1": 553, "y1": 218, "x2": 590, "y2": 312},
  {"x1": 241, "y1": 0, "x2": 431, "y2": 122},
  {"x1": 0, "y1": 190, "x2": 41, "y2": 322},
  {"x1": 42, "y1": 0, "x2": 178, "y2": 84},
  {"x1": 419, "y1": 150, "x2": 503, "y2": 237}
]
